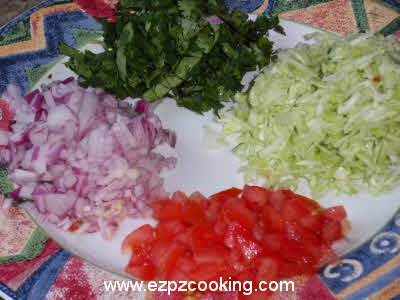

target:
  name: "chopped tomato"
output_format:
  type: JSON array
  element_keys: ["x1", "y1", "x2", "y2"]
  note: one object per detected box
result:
[
  {"x1": 252, "y1": 223, "x2": 264, "y2": 241},
  {"x1": 203, "y1": 199, "x2": 223, "y2": 224},
  {"x1": 242, "y1": 185, "x2": 269, "y2": 209},
  {"x1": 152, "y1": 199, "x2": 183, "y2": 220},
  {"x1": 174, "y1": 230, "x2": 192, "y2": 248},
  {"x1": 156, "y1": 219, "x2": 187, "y2": 240},
  {"x1": 284, "y1": 222, "x2": 319, "y2": 245},
  {"x1": 268, "y1": 189, "x2": 289, "y2": 211},
  {"x1": 281, "y1": 239, "x2": 317, "y2": 266},
  {"x1": 281, "y1": 189, "x2": 297, "y2": 199},
  {"x1": 279, "y1": 260, "x2": 317, "y2": 277},
  {"x1": 282, "y1": 197, "x2": 312, "y2": 221},
  {"x1": 218, "y1": 262, "x2": 239, "y2": 280},
  {"x1": 150, "y1": 239, "x2": 170, "y2": 264},
  {"x1": 300, "y1": 214, "x2": 324, "y2": 233},
  {"x1": 322, "y1": 206, "x2": 347, "y2": 222},
  {"x1": 123, "y1": 186, "x2": 349, "y2": 300},
  {"x1": 175, "y1": 255, "x2": 197, "y2": 274},
  {"x1": 235, "y1": 269, "x2": 254, "y2": 283},
  {"x1": 189, "y1": 223, "x2": 221, "y2": 248},
  {"x1": 304, "y1": 242, "x2": 323, "y2": 262},
  {"x1": 151, "y1": 199, "x2": 169, "y2": 216},
  {"x1": 255, "y1": 257, "x2": 279, "y2": 283},
  {"x1": 127, "y1": 246, "x2": 152, "y2": 266},
  {"x1": 182, "y1": 200, "x2": 206, "y2": 225},
  {"x1": 224, "y1": 223, "x2": 263, "y2": 260},
  {"x1": 213, "y1": 214, "x2": 227, "y2": 236},
  {"x1": 261, "y1": 232, "x2": 282, "y2": 253},
  {"x1": 261, "y1": 207, "x2": 284, "y2": 231},
  {"x1": 236, "y1": 236, "x2": 263, "y2": 262},
  {"x1": 125, "y1": 263, "x2": 156, "y2": 281},
  {"x1": 169, "y1": 268, "x2": 190, "y2": 282},
  {"x1": 193, "y1": 246, "x2": 229, "y2": 265},
  {"x1": 229, "y1": 249, "x2": 247, "y2": 274},
  {"x1": 189, "y1": 191, "x2": 208, "y2": 203},
  {"x1": 223, "y1": 198, "x2": 257, "y2": 231},
  {"x1": 190, "y1": 262, "x2": 223, "y2": 282},
  {"x1": 210, "y1": 187, "x2": 242, "y2": 202},
  {"x1": 154, "y1": 242, "x2": 187, "y2": 279},
  {"x1": 121, "y1": 224, "x2": 155, "y2": 254},
  {"x1": 291, "y1": 193, "x2": 320, "y2": 209},
  {"x1": 318, "y1": 245, "x2": 339, "y2": 266},
  {"x1": 172, "y1": 190, "x2": 188, "y2": 205},
  {"x1": 321, "y1": 219, "x2": 343, "y2": 242}
]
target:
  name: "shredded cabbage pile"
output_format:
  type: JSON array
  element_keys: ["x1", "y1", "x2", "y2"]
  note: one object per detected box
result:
[{"x1": 220, "y1": 33, "x2": 400, "y2": 196}]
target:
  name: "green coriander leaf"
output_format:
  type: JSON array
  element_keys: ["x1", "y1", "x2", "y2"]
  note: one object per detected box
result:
[{"x1": 61, "y1": 0, "x2": 284, "y2": 113}]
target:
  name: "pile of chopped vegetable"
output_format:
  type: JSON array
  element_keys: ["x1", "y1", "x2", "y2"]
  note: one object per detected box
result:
[
  {"x1": 0, "y1": 79, "x2": 176, "y2": 239},
  {"x1": 61, "y1": 0, "x2": 283, "y2": 113},
  {"x1": 220, "y1": 33, "x2": 400, "y2": 196},
  {"x1": 122, "y1": 185, "x2": 348, "y2": 299}
]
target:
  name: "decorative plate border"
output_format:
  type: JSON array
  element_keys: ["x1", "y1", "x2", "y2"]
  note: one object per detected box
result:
[
  {"x1": 0, "y1": 1, "x2": 399, "y2": 299},
  {"x1": 321, "y1": 209, "x2": 400, "y2": 299}
]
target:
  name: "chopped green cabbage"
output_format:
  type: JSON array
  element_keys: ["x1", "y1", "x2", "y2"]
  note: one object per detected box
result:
[{"x1": 220, "y1": 33, "x2": 400, "y2": 196}]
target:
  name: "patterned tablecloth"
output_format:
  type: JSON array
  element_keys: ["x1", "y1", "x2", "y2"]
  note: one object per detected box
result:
[
  {"x1": 0, "y1": 1, "x2": 43, "y2": 26},
  {"x1": 0, "y1": 1, "x2": 399, "y2": 299}
]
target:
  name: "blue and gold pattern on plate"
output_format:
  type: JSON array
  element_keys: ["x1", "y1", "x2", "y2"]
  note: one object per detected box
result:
[
  {"x1": 0, "y1": 1, "x2": 101, "y2": 94},
  {"x1": 321, "y1": 209, "x2": 400, "y2": 299}
]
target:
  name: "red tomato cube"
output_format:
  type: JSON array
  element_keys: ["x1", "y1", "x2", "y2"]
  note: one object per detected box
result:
[
  {"x1": 242, "y1": 185, "x2": 269, "y2": 209},
  {"x1": 282, "y1": 197, "x2": 312, "y2": 221},
  {"x1": 321, "y1": 206, "x2": 347, "y2": 222},
  {"x1": 321, "y1": 220, "x2": 343, "y2": 242},
  {"x1": 210, "y1": 187, "x2": 242, "y2": 202},
  {"x1": 121, "y1": 224, "x2": 155, "y2": 254},
  {"x1": 223, "y1": 198, "x2": 257, "y2": 231}
]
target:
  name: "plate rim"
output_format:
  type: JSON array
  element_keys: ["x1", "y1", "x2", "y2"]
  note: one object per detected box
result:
[{"x1": 0, "y1": 1, "x2": 399, "y2": 297}]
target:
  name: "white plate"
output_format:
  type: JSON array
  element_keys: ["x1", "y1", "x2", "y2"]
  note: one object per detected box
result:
[{"x1": 23, "y1": 20, "x2": 400, "y2": 277}]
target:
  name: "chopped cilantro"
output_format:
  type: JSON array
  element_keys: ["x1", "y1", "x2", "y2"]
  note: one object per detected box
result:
[{"x1": 61, "y1": 0, "x2": 283, "y2": 113}]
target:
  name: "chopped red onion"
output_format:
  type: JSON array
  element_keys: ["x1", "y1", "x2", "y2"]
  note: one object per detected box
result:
[{"x1": 0, "y1": 79, "x2": 176, "y2": 239}]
